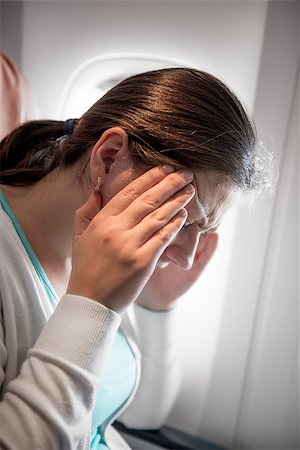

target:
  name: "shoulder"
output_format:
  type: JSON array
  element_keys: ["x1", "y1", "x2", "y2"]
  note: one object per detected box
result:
[
  {"x1": 0, "y1": 205, "x2": 52, "y2": 322},
  {"x1": 0, "y1": 206, "x2": 30, "y2": 282}
]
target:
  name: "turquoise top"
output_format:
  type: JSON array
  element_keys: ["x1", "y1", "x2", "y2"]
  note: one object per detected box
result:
[
  {"x1": 90, "y1": 330, "x2": 136, "y2": 449},
  {"x1": 0, "y1": 191, "x2": 136, "y2": 449}
]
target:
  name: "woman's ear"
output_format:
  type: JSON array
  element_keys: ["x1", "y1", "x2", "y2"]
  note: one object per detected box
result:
[{"x1": 89, "y1": 127, "x2": 129, "y2": 184}]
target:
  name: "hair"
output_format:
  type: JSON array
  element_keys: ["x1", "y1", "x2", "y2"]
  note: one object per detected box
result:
[{"x1": 0, "y1": 68, "x2": 257, "y2": 189}]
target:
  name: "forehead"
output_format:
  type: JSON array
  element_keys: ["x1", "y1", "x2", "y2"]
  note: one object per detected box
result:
[{"x1": 188, "y1": 171, "x2": 237, "y2": 228}]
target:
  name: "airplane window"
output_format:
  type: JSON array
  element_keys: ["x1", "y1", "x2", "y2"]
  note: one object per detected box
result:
[{"x1": 57, "y1": 53, "x2": 195, "y2": 119}]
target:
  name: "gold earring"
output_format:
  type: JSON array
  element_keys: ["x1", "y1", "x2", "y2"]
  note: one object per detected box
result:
[{"x1": 93, "y1": 176, "x2": 102, "y2": 192}]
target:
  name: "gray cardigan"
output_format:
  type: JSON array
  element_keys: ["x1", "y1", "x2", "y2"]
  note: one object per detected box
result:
[{"x1": 0, "y1": 204, "x2": 180, "y2": 449}]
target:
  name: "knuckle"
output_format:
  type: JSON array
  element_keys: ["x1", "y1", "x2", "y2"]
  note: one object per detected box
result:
[
  {"x1": 119, "y1": 251, "x2": 135, "y2": 266},
  {"x1": 124, "y1": 186, "x2": 139, "y2": 199},
  {"x1": 168, "y1": 175, "x2": 182, "y2": 190},
  {"x1": 102, "y1": 233, "x2": 114, "y2": 245},
  {"x1": 104, "y1": 223, "x2": 120, "y2": 239},
  {"x1": 143, "y1": 194, "x2": 160, "y2": 208},
  {"x1": 90, "y1": 221, "x2": 118, "y2": 242},
  {"x1": 175, "y1": 195, "x2": 187, "y2": 207},
  {"x1": 150, "y1": 208, "x2": 166, "y2": 223},
  {"x1": 157, "y1": 228, "x2": 172, "y2": 244},
  {"x1": 132, "y1": 258, "x2": 147, "y2": 273},
  {"x1": 148, "y1": 169, "x2": 162, "y2": 183},
  {"x1": 118, "y1": 250, "x2": 145, "y2": 272}
]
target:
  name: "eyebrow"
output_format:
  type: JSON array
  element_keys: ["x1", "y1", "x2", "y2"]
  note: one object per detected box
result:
[
  {"x1": 192, "y1": 178, "x2": 209, "y2": 227},
  {"x1": 197, "y1": 202, "x2": 209, "y2": 226},
  {"x1": 190, "y1": 178, "x2": 221, "y2": 233}
]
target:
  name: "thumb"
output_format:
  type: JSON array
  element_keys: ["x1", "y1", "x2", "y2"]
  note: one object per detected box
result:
[{"x1": 74, "y1": 191, "x2": 102, "y2": 237}]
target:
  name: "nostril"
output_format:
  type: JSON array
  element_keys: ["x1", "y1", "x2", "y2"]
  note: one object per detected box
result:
[
  {"x1": 165, "y1": 246, "x2": 192, "y2": 270},
  {"x1": 181, "y1": 259, "x2": 193, "y2": 271}
]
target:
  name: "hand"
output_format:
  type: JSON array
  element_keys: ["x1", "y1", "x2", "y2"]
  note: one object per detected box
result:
[
  {"x1": 136, "y1": 232, "x2": 218, "y2": 311},
  {"x1": 67, "y1": 166, "x2": 196, "y2": 313}
]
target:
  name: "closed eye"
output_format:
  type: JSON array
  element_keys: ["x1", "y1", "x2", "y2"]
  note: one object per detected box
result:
[
  {"x1": 182, "y1": 220, "x2": 202, "y2": 232},
  {"x1": 182, "y1": 218, "x2": 194, "y2": 229},
  {"x1": 183, "y1": 219, "x2": 218, "y2": 234}
]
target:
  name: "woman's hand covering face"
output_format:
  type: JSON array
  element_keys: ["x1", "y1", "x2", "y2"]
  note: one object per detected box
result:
[
  {"x1": 134, "y1": 170, "x2": 236, "y2": 311},
  {"x1": 67, "y1": 166, "x2": 195, "y2": 313},
  {"x1": 136, "y1": 232, "x2": 218, "y2": 311}
]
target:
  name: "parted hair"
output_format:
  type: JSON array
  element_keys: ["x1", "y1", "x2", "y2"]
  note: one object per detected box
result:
[{"x1": 0, "y1": 68, "x2": 257, "y2": 189}]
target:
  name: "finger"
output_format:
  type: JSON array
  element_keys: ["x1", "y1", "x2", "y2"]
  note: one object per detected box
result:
[
  {"x1": 139, "y1": 209, "x2": 188, "y2": 264},
  {"x1": 101, "y1": 165, "x2": 175, "y2": 215},
  {"x1": 131, "y1": 184, "x2": 195, "y2": 245},
  {"x1": 119, "y1": 169, "x2": 194, "y2": 227},
  {"x1": 74, "y1": 191, "x2": 102, "y2": 237}
]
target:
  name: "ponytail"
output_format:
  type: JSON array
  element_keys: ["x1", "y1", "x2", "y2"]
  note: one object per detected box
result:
[{"x1": 0, "y1": 120, "x2": 68, "y2": 185}]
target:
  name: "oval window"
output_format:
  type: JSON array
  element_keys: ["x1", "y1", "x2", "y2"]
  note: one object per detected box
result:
[{"x1": 57, "y1": 53, "x2": 195, "y2": 119}]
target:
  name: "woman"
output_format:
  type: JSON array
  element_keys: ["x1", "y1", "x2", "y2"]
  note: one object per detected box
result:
[{"x1": 0, "y1": 68, "x2": 256, "y2": 449}]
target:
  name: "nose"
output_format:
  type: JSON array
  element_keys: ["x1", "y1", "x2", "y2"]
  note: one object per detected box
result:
[{"x1": 165, "y1": 226, "x2": 201, "y2": 270}]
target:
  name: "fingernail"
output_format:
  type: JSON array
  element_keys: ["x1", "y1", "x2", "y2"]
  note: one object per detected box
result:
[
  {"x1": 183, "y1": 184, "x2": 195, "y2": 194},
  {"x1": 178, "y1": 208, "x2": 188, "y2": 218},
  {"x1": 178, "y1": 169, "x2": 193, "y2": 181},
  {"x1": 161, "y1": 165, "x2": 175, "y2": 174}
]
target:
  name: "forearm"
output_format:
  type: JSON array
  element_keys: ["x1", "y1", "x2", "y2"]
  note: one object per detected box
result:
[{"x1": 0, "y1": 294, "x2": 120, "y2": 450}]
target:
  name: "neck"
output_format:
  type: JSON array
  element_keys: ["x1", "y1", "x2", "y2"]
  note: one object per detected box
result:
[{"x1": 1, "y1": 166, "x2": 89, "y2": 295}]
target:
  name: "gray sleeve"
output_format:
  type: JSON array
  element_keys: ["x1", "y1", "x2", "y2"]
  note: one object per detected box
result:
[{"x1": 0, "y1": 294, "x2": 121, "y2": 450}]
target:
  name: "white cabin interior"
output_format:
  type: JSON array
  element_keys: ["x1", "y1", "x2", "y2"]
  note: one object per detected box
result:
[{"x1": 1, "y1": 1, "x2": 299, "y2": 448}]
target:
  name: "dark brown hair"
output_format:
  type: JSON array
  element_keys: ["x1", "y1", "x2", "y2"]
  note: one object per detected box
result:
[{"x1": 0, "y1": 68, "x2": 257, "y2": 189}]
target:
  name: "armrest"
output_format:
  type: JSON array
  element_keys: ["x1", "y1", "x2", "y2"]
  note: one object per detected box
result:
[{"x1": 113, "y1": 421, "x2": 227, "y2": 450}]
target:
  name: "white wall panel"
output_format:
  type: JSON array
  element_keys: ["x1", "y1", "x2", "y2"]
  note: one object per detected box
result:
[
  {"x1": 21, "y1": 1, "x2": 267, "y2": 117},
  {"x1": 198, "y1": 2, "x2": 299, "y2": 448},
  {"x1": 234, "y1": 67, "x2": 299, "y2": 450}
]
